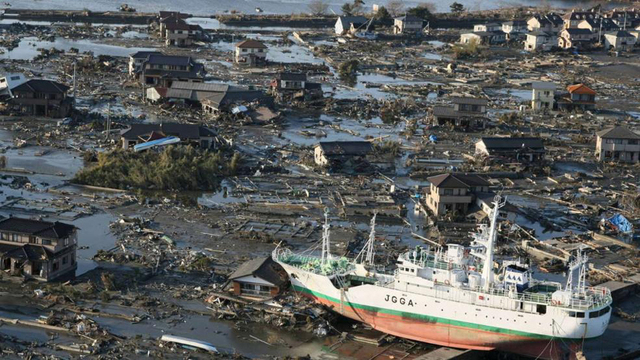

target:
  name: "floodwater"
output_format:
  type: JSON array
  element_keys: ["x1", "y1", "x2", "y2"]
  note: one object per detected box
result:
[
  {"x1": 73, "y1": 211, "x2": 119, "y2": 275},
  {"x1": 329, "y1": 73, "x2": 441, "y2": 100},
  {"x1": 211, "y1": 37, "x2": 324, "y2": 65},
  {"x1": 0, "y1": 36, "x2": 157, "y2": 60},
  {"x1": 0, "y1": 127, "x2": 119, "y2": 276}
]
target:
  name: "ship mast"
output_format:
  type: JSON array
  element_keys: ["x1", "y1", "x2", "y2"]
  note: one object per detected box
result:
[
  {"x1": 481, "y1": 195, "x2": 505, "y2": 291},
  {"x1": 321, "y1": 208, "x2": 332, "y2": 266},
  {"x1": 565, "y1": 248, "x2": 588, "y2": 293},
  {"x1": 356, "y1": 212, "x2": 377, "y2": 266}
]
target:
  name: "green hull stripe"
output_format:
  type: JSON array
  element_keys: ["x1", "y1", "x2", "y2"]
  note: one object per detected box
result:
[{"x1": 293, "y1": 284, "x2": 556, "y2": 340}]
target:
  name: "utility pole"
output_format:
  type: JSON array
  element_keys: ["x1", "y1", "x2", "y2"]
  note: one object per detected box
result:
[
  {"x1": 105, "y1": 102, "x2": 111, "y2": 141},
  {"x1": 72, "y1": 60, "x2": 77, "y2": 106}
]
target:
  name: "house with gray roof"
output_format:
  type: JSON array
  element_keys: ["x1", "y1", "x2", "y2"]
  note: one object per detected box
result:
[
  {"x1": 595, "y1": 126, "x2": 640, "y2": 163},
  {"x1": 476, "y1": 137, "x2": 545, "y2": 163},
  {"x1": 137, "y1": 54, "x2": 206, "y2": 87},
  {"x1": 432, "y1": 97, "x2": 489, "y2": 130},
  {"x1": 10, "y1": 79, "x2": 73, "y2": 118},
  {"x1": 425, "y1": 173, "x2": 491, "y2": 217},
  {"x1": 314, "y1": 141, "x2": 373, "y2": 168},
  {"x1": 0, "y1": 217, "x2": 78, "y2": 281},
  {"x1": 227, "y1": 257, "x2": 288, "y2": 298}
]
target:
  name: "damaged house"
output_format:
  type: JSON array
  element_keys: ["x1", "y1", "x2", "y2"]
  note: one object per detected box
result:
[
  {"x1": 334, "y1": 16, "x2": 368, "y2": 35},
  {"x1": 10, "y1": 79, "x2": 73, "y2": 118},
  {"x1": 227, "y1": 257, "x2": 288, "y2": 298},
  {"x1": 137, "y1": 54, "x2": 206, "y2": 88},
  {"x1": 0, "y1": 217, "x2": 77, "y2": 281},
  {"x1": 0, "y1": 73, "x2": 27, "y2": 99},
  {"x1": 393, "y1": 15, "x2": 424, "y2": 35},
  {"x1": 158, "y1": 12, "x2": 203, "y2": 47},
  {"x1": 502, "y1": 20, "x2": 527, "y2": 39},
  {"x1": 558, "y1": 28, "x2": 596, "y2": 50},
  {"x1": 460, "y1": 30, "x2": 506, "y2": 45},
  {"x1": 424, "y1": 173, "x2": 491, "y2": 218},
  {"x1": 128, "y1": 51, "x2": 163, "y2": 76},
  {"x1": 314, "y1": 141, "x2": 373, "y2": 169},
  {"x1": 531, "y1": 82, "x2": 556, "y2": 111},
  {"x1": 120, "y1": 123, "x2": 222, "y2": 150},
  {"x1": 526, "y1": 13, "x2": 563, "y2": 33},
  {"x1": 556, "y1": 83, "x2": 596, "y2": 111},
  {"x1": 269, "y1": 72, "x2": 322, "y2": 101},
  {"x1": 603, "y1": 30, "x2": 636, "y2": 51},
  {"x1": 235, "y1": 39, "x2": 267, "y2": 66},
  {"x1": 145, "y1": 81, "x2": 270, "y2": 118},
  {"x1": 475, "y1": 137, "x2": 545, "y2": 164},
  {"x1": 595, "y1": 126, "x2": 640, "y2": 163},
  {"x1": 525, "y1": 31, "x2": 557, "y2": 51},
  {"x1": 200, "y1": 88, "x2": 270, "y2": 118},
  {"x1": 432, "y1": 97, "x2": 488, "y2": 130}
]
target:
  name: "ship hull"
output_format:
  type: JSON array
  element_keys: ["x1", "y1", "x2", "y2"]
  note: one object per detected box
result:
[
  {"x1": 294, "y1": 284, "x2": 577, "y2": 359},
  {"x1": 275, "y1": 260, "x2": 608, "y2": 360}
]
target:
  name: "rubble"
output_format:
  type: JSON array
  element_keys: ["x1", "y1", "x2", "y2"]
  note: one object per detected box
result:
[{"x1": 0, "y1": 2, "x2": 636, "y2": 359}]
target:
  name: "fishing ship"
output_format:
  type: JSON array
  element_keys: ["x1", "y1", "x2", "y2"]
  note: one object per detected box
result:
[{"x1": 272, "y1": 196, "x2": 612, "y2": 358}]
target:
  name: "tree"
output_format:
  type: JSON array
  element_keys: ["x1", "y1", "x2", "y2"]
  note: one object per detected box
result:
[
  {"x1": 308, "y1": 0, "x2": 329, "y2": 15},
  {"x1": 407, "y1": 3, "x2": 435, "y2": 19},
  {"x1": 352, "y1": 0, "x2": 365, "y2": 15},
  {"x1": 450, "y1": 2, "x2": 464, "y2": 12},
  {"x1": 374, "y1": 6, "x2": 393, "y2": 25},
  {"x1": 341, "y1": 3, "x2": 353, "y2": 15},
  {"x1": 386, "y1": 0, "x2": 404, "y2": 17}
]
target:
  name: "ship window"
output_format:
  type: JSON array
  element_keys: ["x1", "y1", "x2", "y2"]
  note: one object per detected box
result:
[
  {"x1": 536, "y1": 305, "x2": 547, "y2": 315},
  {"x1": 568, "y1": 311, "x2": 585, "y2": 318}
]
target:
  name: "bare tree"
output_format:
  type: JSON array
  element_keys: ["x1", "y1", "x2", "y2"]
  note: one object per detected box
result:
[
  {"x1": 308, "y1": 0, "x2": 329, "y2": 15},
  {"x1": 386, "y1": 0, "x2": 405, "y2": 17}
]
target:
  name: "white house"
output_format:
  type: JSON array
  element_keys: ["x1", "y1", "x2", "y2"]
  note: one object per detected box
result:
[
  {"x1": 0, "y1": 73, "x2": 27, "y2": 97},
  {"x1": 531, "y1": 82, "x2": 556, "y2": 111},
  {"x1": 393, "y1": 15, "x2": 423, "y2": 35},
  {"x1": 128, "y1": 51, "x2": 163, "y2": 76},
  {"x1": 595, "y1": 126, "x2": 640, "y2": 163},
  {"x1": 473, "y1": 23, "x2": 500, "y2": 32},
  {"x1": 460, "y1": 31, "x2": 505, "y2": 45},
  {"x1": 604, "y1": 30, "x2": 636, "y2": 51},
  {"x1": 558, "y1": 28, "x2": 596, "y2": 49},
  {"x1": 501, "y1": 20, "x2": 527, "y2": 36},
  {"x1": 235, "y1": 39, "x2": 267, "y2": 66},
  {"x1": 334, "y1": 16, "x2": 368, "y2": 35},
  {"x1": 524, "y1": 31, "x2": 556, "y2": 51}
]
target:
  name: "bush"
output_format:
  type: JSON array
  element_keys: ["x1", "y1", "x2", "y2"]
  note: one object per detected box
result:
[
  {"x1": 74, "y1": 146, "x2": 232, "y2": 191},
  {"x1": 452, "y1": 39, "x2": 482, "y2": 59}
]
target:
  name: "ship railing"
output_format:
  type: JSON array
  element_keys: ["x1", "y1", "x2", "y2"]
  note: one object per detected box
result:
[
  {"x1": 272, "y1": 249, "x2": 356, "y2": 276},
  {"x1": 432, "y1": 285, "x2": 612, "y2": 312}
]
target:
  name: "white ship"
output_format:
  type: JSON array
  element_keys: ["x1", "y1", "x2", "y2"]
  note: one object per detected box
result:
[{"x1": 272, "y1": 196, "x2": 612, "y2": 358}]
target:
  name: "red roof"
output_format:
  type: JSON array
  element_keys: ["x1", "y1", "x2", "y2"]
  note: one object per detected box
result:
[
  {"x1": 567, "y1": 83, "x2": 596, "y2": 95},
  {"x1": 236, "y1": 39, "x2": 267, "y2": 49}
]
